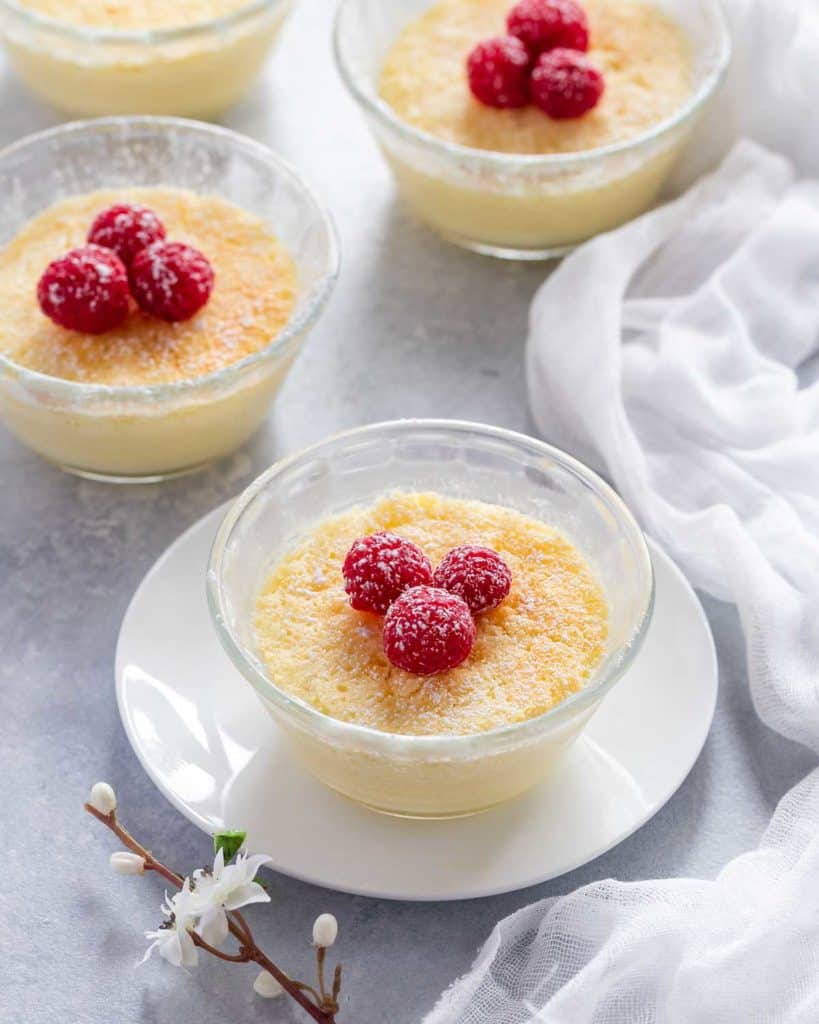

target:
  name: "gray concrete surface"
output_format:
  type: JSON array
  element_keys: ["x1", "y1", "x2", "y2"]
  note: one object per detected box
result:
[{"x1": 1, "y1": 2, "x2": 815, "y2": 1020}]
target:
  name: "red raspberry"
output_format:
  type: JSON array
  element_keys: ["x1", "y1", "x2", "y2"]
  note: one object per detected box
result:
[
  {"x1": 383, "y1": 586, "x2": 476, "y2": 676},
  {"x1": 507, "y1": 0, "x2": 589, "y2": 57},
  {"x1": 342, "y1": 532, "x2": 433, "y2": 614},
  {"x1": 433, "y1": 546, "x2": 512, "y2": 615},
  {"x1": 87, "y1": 203, "x2": 167, "y2": 267},
  {"x1": 129, "y1": 241, "x2": 214, "y2": 322},
  {"x1": 466, "y1": 35, "x2": 531, "y2": 109},
  {"x1": 530, "y1": 48, "x2": 604, "y2": 119},
  {"x1": 37, "y1": 245, "x2": 130, "y2": 335}
]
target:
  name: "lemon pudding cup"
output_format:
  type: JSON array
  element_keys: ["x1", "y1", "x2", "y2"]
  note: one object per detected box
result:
[
  {"x1": 0, "y1": 0, "x2": 295, "y2": 118},
  {"x1": 335, "y1": 0, "x2": 730, "y2": 259},
  {"x1": 208, "y1": 421, "x2": 654, "y2": 818},
  {"x1": 0, "y1": 118, "x2": 339, "y2": 482}
]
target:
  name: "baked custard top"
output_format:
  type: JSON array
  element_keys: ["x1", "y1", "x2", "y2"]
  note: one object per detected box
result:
[
  {"x1": 379, "y1": 0, "x2": 691, "y2": 155},
  {"x1": 0, "y1": 187, "x2": 296, "y2": 386},
  {"x1": 254, "y1": 491, "x2": 609, "y2": 737}
]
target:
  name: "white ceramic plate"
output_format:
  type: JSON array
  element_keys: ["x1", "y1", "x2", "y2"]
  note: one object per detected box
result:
[{"x1": 116, "y1": 505, "x2": 717, "y2": 901}]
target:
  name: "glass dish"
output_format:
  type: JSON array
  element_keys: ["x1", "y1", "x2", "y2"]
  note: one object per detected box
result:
[
  {"x1": 0, "y1": 117, "x2": 339, "y2": 482},
  {"x1": 334, "y1": 0, "x2": 730, "y2": 260},
  {"x1": 0, "y1": 0, "x2": 294, "y2": 118},
  {"x1": 208, "y1": 420, "x2": 655, "y2": 818}
]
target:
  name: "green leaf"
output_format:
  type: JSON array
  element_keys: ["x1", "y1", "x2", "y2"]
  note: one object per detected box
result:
[{"x1": 213, "y1": 829, "x2": 247, "y2": 861}]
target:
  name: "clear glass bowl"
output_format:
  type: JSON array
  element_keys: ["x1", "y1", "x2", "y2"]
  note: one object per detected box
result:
[
  {"x1": 0, "y1": 117, "x2": 339, "y2": 482},
  {"x1": 208, "y1": 420, "x2": 654, "y2": 818},
  {"x1": 0, "y1": 0, "x2": 294, "y2": 118},
  {"x1": 334, "y1": 0, "x2": 730, "y2": 260}
]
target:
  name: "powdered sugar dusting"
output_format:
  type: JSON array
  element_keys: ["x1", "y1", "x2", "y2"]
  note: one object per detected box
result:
[
  {"x1": 88, "y1": 203, "x2": 166, "y2": 267},
  {"x1": 530, "y1": 48, "x2": 605, "y2": 119},
  {"x1": 466, "y1": 35, "x2": 531, "y2": 110},
  {"x1": 130, "y1": 240, "x2": 214, "y2": 322},
  {"x1": 433, "y1": 544, "x2": 512, "y2": 614},
  {"x1": 342, "y1": 531, "x2": 433, "y2": 614},
  {"x1": 36, "y1": 244, "x2": 129, "y2": 335},
  {"x1": 507, "y1": 0, "x2": 590, "y2": 56},
  {"x1": 384, "y1": 585, "x2": 476, "y2": 675}
]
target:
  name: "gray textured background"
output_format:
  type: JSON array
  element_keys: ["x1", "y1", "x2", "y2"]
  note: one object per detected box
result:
[{"x1": 1, "y1": 1, "x2": 815, "y2": 1021}]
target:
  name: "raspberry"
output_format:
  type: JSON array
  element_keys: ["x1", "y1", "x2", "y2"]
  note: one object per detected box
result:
[
  {"x1": 466, "y1": 35, "x2": 531, "y2": 109},
  {"x1": 530, "y1": 48, "x2": 604, "y2": 119},
  {"x1": 129, "y1": 241, "x2": 214, "y2": 322},
  {"x1": 342, "y1": 533, "x2": 433, "y2": 614},
  {"x1": 433, "y1": 545, "x2": 512, "y2": 614},
  {"x1": 383, "y1": 587, "x2": 476, "y2": 676},
  {"x1": 37, "y1": 245, "x2": 130, "y2": 335},
  {"x1": 87, "y1": 203, "x2": 166, "y2": 267},
  {"x1": 507, "y1": 0, "x2": 589, "y2": 57}
]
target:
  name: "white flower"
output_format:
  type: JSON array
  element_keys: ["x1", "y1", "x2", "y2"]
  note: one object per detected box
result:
[
  {"x1": 197, "y1": 904, "x2": 230, "y2": 947},
  {"x1": 89, "y1": 782, "x2": 117, "y2": 815},
  {"x1": 141, "y1": 880, "x2": 199, "y2": 968},
  {"x1": 253, "y1": 970, "x2": 284, "y2": 998},
  {"x1": 190, "y1": 847, "x2": 271, "y2": 948},
  {"x1": 110, "y1": 851, "x2": 145, "y2": 875},
  {"x1": 312, "y1": 913, "x2": 338, "y2": 948}
]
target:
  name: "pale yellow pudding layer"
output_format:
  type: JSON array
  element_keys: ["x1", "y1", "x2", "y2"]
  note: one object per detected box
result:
[
  {"x1": 380, "y1": 0, "x2": 691, "y2": 155},
  {"x1": 3, "y1": 1, "x2": 290, "y2": 117},
  {"x1": 0, "y1": 188, "x2": 296, "y2": 386},
  {"x1": 255, "y1": 492, "x2": 608, "y2": 737},
  {"x1": 16, "y1": 0, "x2": 254, "y2": 30}
]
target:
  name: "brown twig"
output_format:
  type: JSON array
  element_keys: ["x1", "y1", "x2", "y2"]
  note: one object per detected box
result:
[
  {"x1": 193, "y1": 933, "x2": 251, "y2": 963},
  {"x1": 230, "y1": 909, "x2": 255, "y2": 947},
  {"x1": 317, "y1": 947, "x2": 327, "y2": 1001},
  {"x1": 333, "y1": 964, "x2": 343, "y2": 1002},
  {"x1": 84, "y1": 803, "x2": 339, "y2": 1024}
]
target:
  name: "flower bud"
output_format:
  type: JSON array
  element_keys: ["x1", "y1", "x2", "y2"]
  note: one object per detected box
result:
[
  {"x1": 253, "y1": 971, "x2": 283, "y2": 998},
  {"x1": 213, "y1": 829, "x2": 247, "y2": 862},
  {"x1": 89, "y1": 782, "x2": 117, "y2": 815},
  {"x1": 312, "y1": 913, "x2": 338, "y2": 948},
  {"x1": 110, "y1": 851, "x2": 145, "y2": 875}
]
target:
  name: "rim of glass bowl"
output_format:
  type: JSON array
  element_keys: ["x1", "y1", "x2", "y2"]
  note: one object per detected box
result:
[
  {"x1": 0, "y1": 117, "x2": 340, "y2": 406},
  {"x1": 333, "y1": 0, "x2": 731, "y2": 172},
  {"x1": 207, "y1": 419, "x2": 656, "y2": 756},
  {"x1": 0, "y1": 0, "x2": 289, "y2": 46}
]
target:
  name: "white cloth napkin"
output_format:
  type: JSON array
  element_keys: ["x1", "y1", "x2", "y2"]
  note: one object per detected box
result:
[{"x1": 425, "y1": 0, "x2": 819, "y2": 1019}]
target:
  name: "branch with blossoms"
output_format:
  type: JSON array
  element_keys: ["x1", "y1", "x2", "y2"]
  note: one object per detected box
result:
[{"x1": 85, "y1": 783, "x2": 344, "y2": 1023}]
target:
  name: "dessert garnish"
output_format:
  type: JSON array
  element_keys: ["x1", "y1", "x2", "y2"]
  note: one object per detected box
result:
[
  {"x1": 466, "y1": 0, "x2": 603, "y2": 118},
  {"x1": 530, "y1": 47, "x2": 604, "y2": 118},
  {"x1": 87, "y1": 203, "x2": 167, "y2": 267},
  {"x1": 36, "y1": 202, "x2": 215, "y2": 332},
  {"x1": 466, "y1": 35, "x2": 531, "y2": 110},
  {"x1": 342, "y1": 531, "x2": 433, "y2": 614},
  {"x1": 507, "y1": 0, "x2": 589, "y2": 56},
  {"x1": 383, "y1": 586, "x2": 477, "y2": 675},
  {"x1": 432, "y1": 544, "x2": 513, "y2": 614},
  {"x1": 37, "y1": 244, "x2": 130, "y2": 335},
  {"x1": 130, "y1": 240, "x2": 215, "y2": 322},
  {"x1": 342, "y1": 532, "x2": 512, "y2": 675}
]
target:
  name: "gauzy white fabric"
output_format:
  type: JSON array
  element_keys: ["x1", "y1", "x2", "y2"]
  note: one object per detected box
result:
[
  {"x1": 424, "y1": 0, "x2": 819, "y2": 1015},
  {"x1": 668, "y1": 0, "x2": 819, "y2": 187},
  {"x1": 425, "y1": 139, "x2": 819, "y2": 1024}
]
